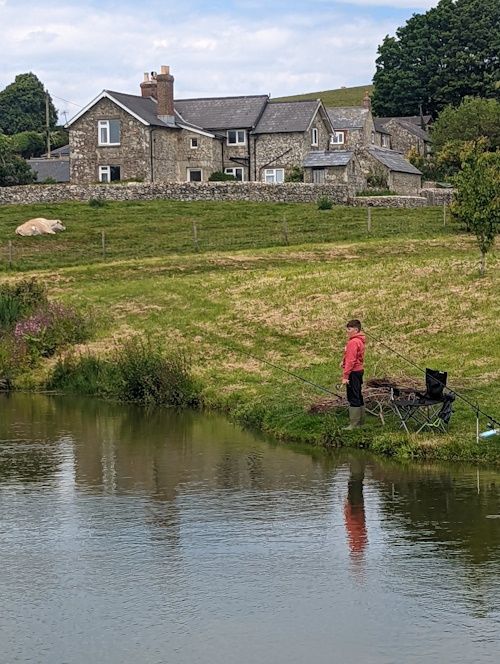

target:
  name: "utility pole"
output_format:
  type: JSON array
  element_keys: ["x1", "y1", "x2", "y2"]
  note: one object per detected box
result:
[{"x1": 45, "y1": 90, "x2": 51, "y2": 158}]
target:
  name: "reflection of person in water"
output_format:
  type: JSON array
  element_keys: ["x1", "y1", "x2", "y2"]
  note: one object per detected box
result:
[{"x1": 344, "y1": 462, "x2": 368, "y2": 558}]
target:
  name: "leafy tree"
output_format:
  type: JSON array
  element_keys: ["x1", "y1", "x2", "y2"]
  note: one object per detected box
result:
[
  {"x1": 10, "y1": 131, "x2": 46, "y2": 158},
  {"x1": 451, "y1": 140, "x2": 500, "y2": 276},
  {"x1": 372, "y1": 0, "x2": 500, "y2": 117},
  {"x1": 0, "y1": 73, "x2": 58, "y2": 135},
  {"x1": 0, "y1": 134, "x2": 37, "y2": 186}
]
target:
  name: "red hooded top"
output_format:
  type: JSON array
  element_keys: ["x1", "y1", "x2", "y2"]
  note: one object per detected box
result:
[{"x1": 341, "y1": 332, "x2": 366, "y2": 380}]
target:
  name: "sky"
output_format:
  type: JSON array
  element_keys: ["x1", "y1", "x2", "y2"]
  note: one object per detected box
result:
[{"x1": 0, "y1": 0, "x2": 439, "y2": 124}]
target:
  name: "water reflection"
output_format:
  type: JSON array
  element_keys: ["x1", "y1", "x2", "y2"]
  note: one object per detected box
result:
[{"x1": 1, "y1": 393, "x2": 500, "y2": 664}]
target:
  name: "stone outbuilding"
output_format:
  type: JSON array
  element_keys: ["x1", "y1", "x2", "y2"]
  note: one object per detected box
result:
[
  {"x1": 375, "y1": 116, "x2": 432, "y2": 157},
  {"x1": 303, "y1": 150, "x2": 365, "y2": 193},
  {"x1": 364, "y1": 147, "x2": 423, "y2": 195}
]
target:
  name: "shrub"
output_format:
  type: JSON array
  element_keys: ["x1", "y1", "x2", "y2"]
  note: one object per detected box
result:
[
  {"x1": 0, "y1": 279, "x2": 47, "y2": 331},
  {"x1": 47, "y1": 352, "x2": 120, "y2": 397},
  {"x1": 114, "y1": 337, "x2": 200, "y2": 407},
  {"x1": 208, "y1": 171, "x2": 238, "y2": 182},
  {"x1": 0, "y1": 333, "x2": 30, "y2": 381},
  {"x1": 38, "y1": 176, "x2": 57, "y2": 185},
  {"x1": 88, "y1": 197, "x2": 107, "y2": 208},
  {"x1": 366, "y1": 166, "x2": 388, "y2": 190},
  {"x1": 14, "y1": 301, "x2": 93, "y2": 359},
  {"x1": 285, "y1": 165, "x2": 304, "y2": 182},
  {"x1": 317, "y1": 196, "x2": 333, "y2": 210}
]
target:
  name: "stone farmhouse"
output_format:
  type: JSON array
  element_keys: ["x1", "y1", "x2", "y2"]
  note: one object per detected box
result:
[{"x1": 66, "y1": 66, "x2": 424, "y2": 196}]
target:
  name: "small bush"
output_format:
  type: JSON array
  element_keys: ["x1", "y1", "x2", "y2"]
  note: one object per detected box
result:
[
  {"x1": 0, "y1": 334, "x2": 30, "y2": 381},
  {"x1": 115, "y1": 337, "x2": 200, "y2": 407},
  {"x1": 317, "y1": 196, "x2": 333, "y2": 210},
  {"x1": 208, "y1": 171, "x2": 238, "y2": 182},
  {"x1": 356, "y1": 190, "x2": 398, "y2": 197},
  {"x1": 0, "y1": 279, "x2": 47, "y2": 330},
  {"x1": 39, "y1": 176, "x2": 57, "y2": 185},
  {"x1": 366, "y1": 166, "x2": 388, "y2": 190},
  {"x1": 47, "y1": 352, "x2": 120, "y2": 396},
  {"x1": 285, "y1": 165, "x2": 304, "y2": 183},
  {"x1": 88, "y1": 197, "x2": 107, "y2": 208}
]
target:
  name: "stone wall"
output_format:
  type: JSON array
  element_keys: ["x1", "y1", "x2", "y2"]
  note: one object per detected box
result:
[
  {"x1": 353, "y1": 195, "x2": 427, "y2": 208},
  {"x1": 0, "y1": 181, "x2": 352, "y2": 206},
  {"x1": 420, "y1": 188, "x2": 456, "y2": 206}
]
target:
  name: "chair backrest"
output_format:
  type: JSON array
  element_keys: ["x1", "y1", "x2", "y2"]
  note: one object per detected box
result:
[{"x1": 425, "y1": 368, "x2": 447, "y2": 401}]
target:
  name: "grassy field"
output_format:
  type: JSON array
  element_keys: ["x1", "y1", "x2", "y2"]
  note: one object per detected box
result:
[
  {"x1": 273, "y1": 84, "x2": 375, "y2": 107},
  {"x1": 1, "y1": 199, "x2": 500, "y2": 463}
]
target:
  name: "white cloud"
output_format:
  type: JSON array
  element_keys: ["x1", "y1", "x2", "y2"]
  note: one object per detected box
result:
[{"x1": 0, "y1": 1, "x2": 432, "y2": 122}]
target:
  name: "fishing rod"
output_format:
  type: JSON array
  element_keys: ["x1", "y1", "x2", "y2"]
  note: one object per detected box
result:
[
  {"x1": 362, "y1": 329, "x2": 500, "y2": 436},
  {"x1": 227, "y1": 345, "x2": 344, "y2": 399}
]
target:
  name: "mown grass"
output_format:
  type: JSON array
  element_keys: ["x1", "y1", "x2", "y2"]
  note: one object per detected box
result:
[
  {"x1": 1, "y1": 199, "x2": 499, "y2": 463},
  {"x1": 0, "y1": 200, "x2": 450, "y2": 271}
]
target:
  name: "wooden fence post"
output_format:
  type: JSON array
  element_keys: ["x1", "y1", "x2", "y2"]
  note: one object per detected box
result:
[
  {"x1": 193, "y1": 220, "x2": 198, "y2": 249},
  {"x1": 102, "y1": 231, "x2": 106, "y2": 260},
  {"x1": 367, "y1": 207, "x2": 371, "y2": 233},
  {"x1": 443, "y1": 202, "x2": 447, "y2": 227},
  {"x1": 282, "y1": 215, "x2": 288, "y2": 244},
  {"x1": 8, "y1": 241, "x2": 12, "y2": 268}
]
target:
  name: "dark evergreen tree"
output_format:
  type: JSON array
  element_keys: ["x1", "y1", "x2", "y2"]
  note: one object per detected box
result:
[
  {"x1": 0, "y1": 73, "x2": 58, "y2": 135},
  {"x1": 0, "y1": 135, "x2": 37, "y2": 186},
  {"x1": 372, "y1": 0, "x2": 500, "y2": 117}
]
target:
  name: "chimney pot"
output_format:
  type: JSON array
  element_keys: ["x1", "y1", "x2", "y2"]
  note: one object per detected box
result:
[
  {"x1": 161, "y1": 65, "x2": 170, "y2": 75},
  {"x1": 143, "y1": 73, "x2": 149, "y2": 82},
  {"x1": 363, "y1": 91, "x2": 371, "y2": 110}
]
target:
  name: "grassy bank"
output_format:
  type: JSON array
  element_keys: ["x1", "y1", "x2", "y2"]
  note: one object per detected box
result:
[{"x1": 1, "y1": 200, "x2": 499, "y2": 463}]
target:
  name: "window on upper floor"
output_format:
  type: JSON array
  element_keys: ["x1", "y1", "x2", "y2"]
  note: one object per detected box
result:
[
  {"x1": 190, "y1": 137, "x2": 198, "y2": 149},
  {"x1": 227, "y1": 130, "x2": 246, "y2": 145},
  {"x1": 225, "y1": 167, "x2": 244, "y2": 181},
  {"x1": 381, "y1": 135, "x2": 388, "y2": 148},
  {"x1": 371, "y1": 131, "x2": 375, "y2": 144},
  {"x1": 311, "y1": 127, "x2": 319, "y2": 147},
  {"x1": 264, "y1": 169, "x2": 284, "y2": 184},
  {"x1": 331, "y1": 131, "x2": 345, "y2": 145},
  {"x1": 98, "y1": 120, "x2": 120, "y2": 146},
  {"x1": 99, "y1": 165, "x2": 121, "y2": 182}
]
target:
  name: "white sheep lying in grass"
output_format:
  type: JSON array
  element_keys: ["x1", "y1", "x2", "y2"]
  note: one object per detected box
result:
[{"x1": 15, "y1": 218, "x2": 66, "y2": 236}]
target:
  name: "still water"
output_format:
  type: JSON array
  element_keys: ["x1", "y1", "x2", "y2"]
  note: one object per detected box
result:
[{"x1": 1, "y1": 393, "x2": 500, "y2": 663}]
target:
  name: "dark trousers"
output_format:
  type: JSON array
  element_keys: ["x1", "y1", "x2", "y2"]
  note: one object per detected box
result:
[{"x1": 346, "y1": 370, "x2": 364, "y2": 407}]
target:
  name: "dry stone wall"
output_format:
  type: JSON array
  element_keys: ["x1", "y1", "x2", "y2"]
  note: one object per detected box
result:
[{"x1": 0, "y1": 182, "x2": 439, "y2": 208}]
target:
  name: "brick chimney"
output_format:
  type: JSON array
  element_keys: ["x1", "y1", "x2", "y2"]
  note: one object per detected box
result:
[
  {"x1": 156, "y1": 65, "x2": 175, "y2": 126},
  {"x1": 362, "y1": 91, "x2": 371, "y2": 111},
  {"x1": 140, "y1": 72, "x2": 157, "y2": 99}
]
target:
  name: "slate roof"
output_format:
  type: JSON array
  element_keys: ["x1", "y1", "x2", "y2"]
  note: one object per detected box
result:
[
  {"x1": 27, "y1": 159, "x2": 70, "y2": 183},
  {"x1": 366, "y1": 147, "x2": 422, "y2": 175},
  {"x1": 326, "y1": 107, "x2": 368, "y2": 130},
  {"x1": 373, "y1": 119, "x2": 391, "y2": 135},
  {"x1": 105, "y1": 91, "x2": 171, "y2": 127},
  {"x1": 396, "y1": 120, "x2": 431, "y2": 142},
  {"x1": 41, "y1": 144, "x2": 69, "y2": 158},
  {"x1": 253, "y1": 100, "x2": 321, "y2": 134},
  {"x1": 377, "y1": 114, "x2": 432, "y2": 128},
  {"x1": 175, "y1": 95, "x2": 269, "y2": 131},
  {"x1": 303, "y1": 151, "x2": 353, "y2": 168}
]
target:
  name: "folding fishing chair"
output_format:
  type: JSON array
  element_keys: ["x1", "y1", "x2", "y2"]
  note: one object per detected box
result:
[{"x1": 390, "y1": 369, "x2": 455, "y2": 434}]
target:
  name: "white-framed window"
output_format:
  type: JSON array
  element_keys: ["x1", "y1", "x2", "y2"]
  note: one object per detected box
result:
[
  {"x1": 331, "y1": 131, "x2": 345, "y2": 145},
  {"x1": 99, "y1": 165, "x2": 121, "y2": 182},
  {"x1": 224, "y1": 167, "x2": 244, "y2": 181},
  {"x1": 187, "y1": 168, "x2": 202, "y2": 182},
  {"x1": 311, "y1": 127, "x2": 319, "y2": 146},
  {"x1": 381, "y1": 134, "x2": 388, "y2": 148},
  {"x1": 227, "y1": 130, "x2": 246, "y2": 145},
  {"x1": 371, "y1": 131, "x2": 375, "y2": 144},
  {"x1": 264, "y1": 169, "x2": 284, "y2": 184},
  {"x1": 190, "y1": 137, "x2": 198, "y2": 149},
  {"x1": 98, "y1": 119, "x2": 120, "y2": 145}
]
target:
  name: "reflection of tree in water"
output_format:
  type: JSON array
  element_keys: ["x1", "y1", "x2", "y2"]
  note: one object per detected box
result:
[
  {"x1": 344, "y1": 457, "x2": 368, "y2": 564},
  {"x1": 371, "y1": 458, "x2": 500, "y2": 566}
]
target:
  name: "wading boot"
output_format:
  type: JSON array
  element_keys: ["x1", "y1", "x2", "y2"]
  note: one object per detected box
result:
[{"x1": 343, "y1": 406, "x2": 363, "y2": 430}]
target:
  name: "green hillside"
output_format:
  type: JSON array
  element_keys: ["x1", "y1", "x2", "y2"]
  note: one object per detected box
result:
[{"x1": 273, "y1": 84, "x2": 374, "y2": 108}]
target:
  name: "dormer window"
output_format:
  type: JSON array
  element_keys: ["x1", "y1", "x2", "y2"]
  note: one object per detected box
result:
[
  {"x1": 331, "y1": 131, "x2": 345, "y2": 145},
  {"x1": 191, "y1": 138, "x2": 198, "y2": 149},
  {"x1": 98, "y1": 119, "x2": 120, "y2": 146},
  {"x1": 381, "y1": 135, "x2": 388, "y2": 148},
  {"x1": 311, "y1": 127, "x2": 319, "y2": 146},
  {"x1": 227, "y1": 130, "x2": 246, "y2": 145}
]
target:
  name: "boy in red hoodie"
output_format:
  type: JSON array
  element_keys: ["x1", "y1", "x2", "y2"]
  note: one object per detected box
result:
[{"x1": 340, "y1": 319, "x2": 366, "y2": 429}]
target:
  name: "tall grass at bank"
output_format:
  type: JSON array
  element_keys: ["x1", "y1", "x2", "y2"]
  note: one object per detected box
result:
[{"x1": 47, "y1": 337, "x2": 200, "y2": 408}]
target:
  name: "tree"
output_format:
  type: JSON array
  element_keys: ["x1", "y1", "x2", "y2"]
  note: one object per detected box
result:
[
  {"x1": 0, "y1": 73, "x2": 58, "y2": 135},
  {"x1": 0, "y1": 134, "x2": 37, "y2": 186},
  {"x1": 372, "y1": 0, "x2": 500, "y2": 117},
  {"x1": 430, "y1": 98, "x2": 500, "y2": 176},
  {"x1": 10, "y1": 131, "x2": 46, "y2": 158},
  {"x1": 451, "y1": 140, "x2": 500, "y2": 276}
]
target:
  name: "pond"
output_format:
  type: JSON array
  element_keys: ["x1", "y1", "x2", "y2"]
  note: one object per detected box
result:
[{"x1": 1, "y1": 393, "x2": 499, "y2": 663}]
